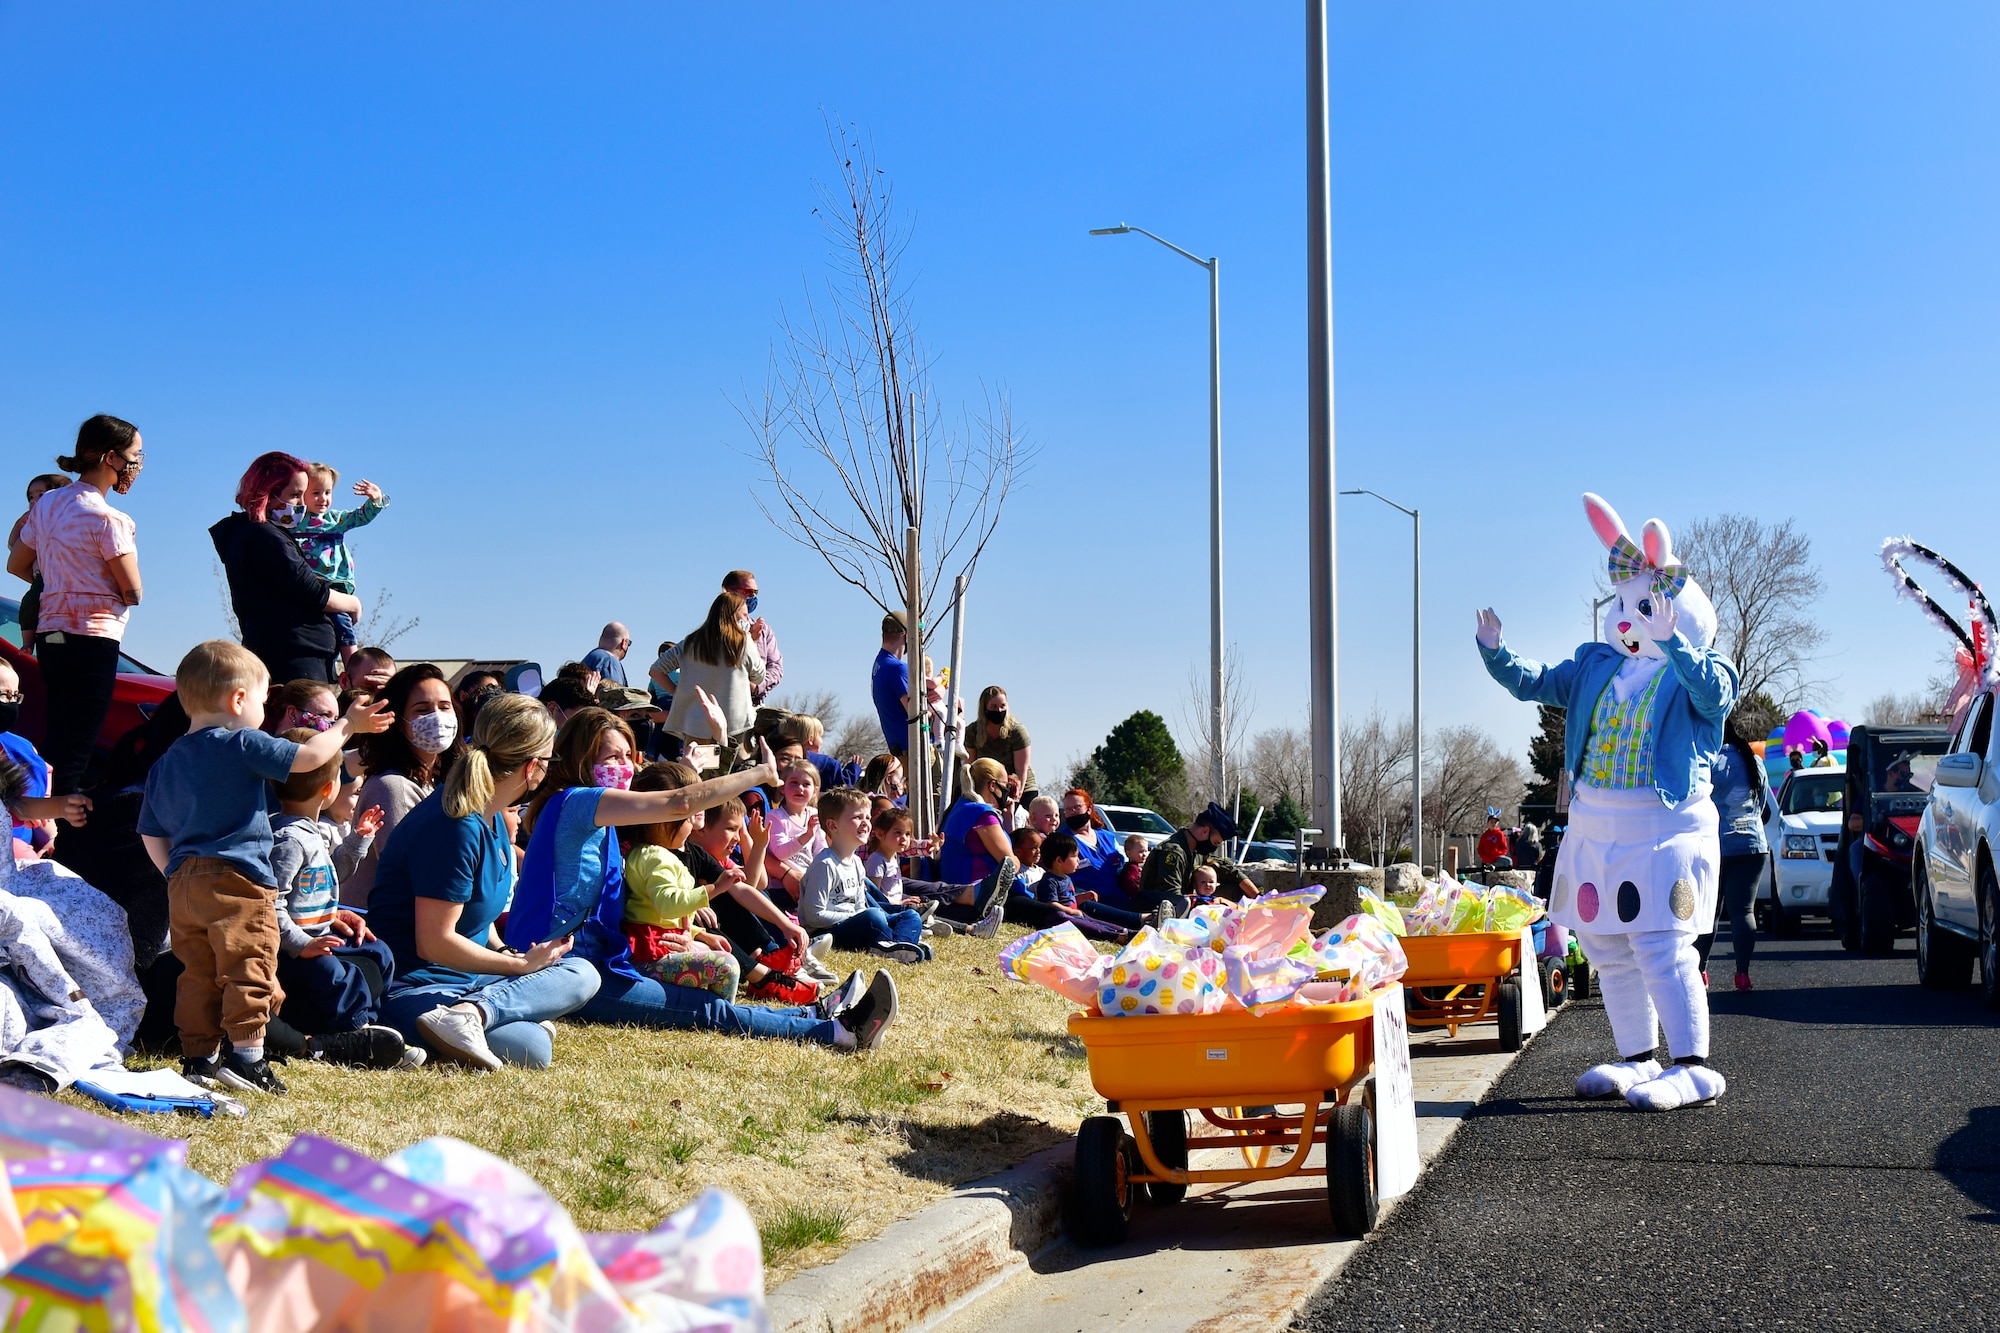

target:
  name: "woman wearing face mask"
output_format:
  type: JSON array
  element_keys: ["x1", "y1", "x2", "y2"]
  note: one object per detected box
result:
[
  {"x1": 6, "y1": 415, "x2": 147, "y2": 796},
  {"x1": 211, "y1": 451, "x2": 361, "y2": 684},
  {"x1": 264, "y1": 680, "x2": 340, "y2": 736},
  {"x1": 1056, "y1": 788, "x2": 1130, "y2": 905},
  {"x1": 650, "y1": 592, "x2": 764, "y2": 758},
  {"x1": 341, "y1": 664, "x2": 462, "y2": 909},
  {"x1": 963, "y1": 686, "x2": 1033, "y2": 806}
]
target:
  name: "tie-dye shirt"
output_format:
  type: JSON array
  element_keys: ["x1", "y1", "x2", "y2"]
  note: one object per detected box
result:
[{"x1": 15, "y1": 484, "x2": 136, "y2": 639}]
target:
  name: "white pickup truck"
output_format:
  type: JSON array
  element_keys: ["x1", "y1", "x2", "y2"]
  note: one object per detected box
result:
[{"x1": 1757, "y1": 765, "x2": 1846, "y2": 936}]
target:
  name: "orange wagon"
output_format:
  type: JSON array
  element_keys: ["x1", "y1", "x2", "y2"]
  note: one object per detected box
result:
[
  {"x1": 1063, "y1": 996, "x2": 1381, "y2": 1246},
  {"x1": 1398, "y1": 930, "x2": 1527, "y2": 1050}
]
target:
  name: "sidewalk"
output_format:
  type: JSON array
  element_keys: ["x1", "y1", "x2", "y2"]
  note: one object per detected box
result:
[{"x1": 770, "y1": 1002, "x2": 1537, "y2": 1333}]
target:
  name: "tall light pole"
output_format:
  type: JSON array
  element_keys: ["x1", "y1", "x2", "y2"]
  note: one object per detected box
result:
[
  {"x1": 1343, "y1": 489, "x2": 1421, "y2": 868},
  {"x1": 1306, "y1": 0, "x2": 1342, "y2": 859},
  {"x1": 1090, "y1": 222, "x2": 1226, "y2": 803}
]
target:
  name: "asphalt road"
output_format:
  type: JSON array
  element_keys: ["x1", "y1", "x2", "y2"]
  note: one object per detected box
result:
[{"x1": 1293, "y1": 926, "x2": 2000, "y2": 1331}]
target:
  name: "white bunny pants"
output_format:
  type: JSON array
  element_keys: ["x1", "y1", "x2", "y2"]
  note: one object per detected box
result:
[{"x1": 1578, "y1": 927, "x2": 1708, "y2": 1062}]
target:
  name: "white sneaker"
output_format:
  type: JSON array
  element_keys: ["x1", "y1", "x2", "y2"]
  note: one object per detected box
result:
[
  {"x1": 539, "y1": 1020, "x2": 558, "y2": 1040},
  {"x1": 398, "y1": 1046, "x2": 428, "y2": 1069},
  {"x1": 417, "y1": 1004, "x2": 503, "y2": 1073},
  {"x1": 868, "y1": 940, "x2": 926, "y2": 964},
  {"x1": 798, "y1": 951, "x2": 841, "y2": 986},
  {"x1": 834, "y1": 970, "x2": 899, "y2": 1052},
  {"x1": 809, "y1": 933, "x2": 833, "y2": 962},
  {"x1": 969, "y1": 899, "x2": 1005, "y2": 939}
]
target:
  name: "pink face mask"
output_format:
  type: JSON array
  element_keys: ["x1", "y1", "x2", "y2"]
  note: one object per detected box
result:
[{"x1": 592, "y1": 759, "x2": 634, "y2": 791}]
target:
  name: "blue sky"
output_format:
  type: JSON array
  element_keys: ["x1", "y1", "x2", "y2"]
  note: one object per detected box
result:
[{"x1": 4, "y1": 3, "x2": 1997, "y2": 781}]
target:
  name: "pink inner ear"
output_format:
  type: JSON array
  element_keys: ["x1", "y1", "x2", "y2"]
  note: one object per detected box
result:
[
  {"x1": 1642, "y1": 519, "x2": 1671, "y2": 568},
  {"x1": 1581, "y1": 493, "x2": 1627, "y2": 550}
]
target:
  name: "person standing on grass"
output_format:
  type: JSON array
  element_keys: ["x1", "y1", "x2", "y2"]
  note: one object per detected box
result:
[
  {"x1": 652, "y1": 592, "x2": 764, "y2": 753},
  {"x1": 871, "y1": 613, "x2": 911, "y2": 758},
  {"x1": 799, "y1": 787, "x2": 929, "y2": 963},
  {"x1": 583, "y1": 622, "x2": 631, "y2": 687},
  {"x1": 964, "y1": 686, "x2": 1034, "y2": 805},
  {"x1": 722, "y1": 570, "x2": 782, "y2": 705},
  {"x1": 506, "y1": 700, "x2": 898, "y2": 1052},
  {"x1": 367, "y1": 693, "x2": 600, "y2": 1072},
  {"x1": 7, "y1": 415, "x2": 146, "y2": 795},
  {"x1": 137, "y1": 640, "x2": 394, "y2": 1096}
]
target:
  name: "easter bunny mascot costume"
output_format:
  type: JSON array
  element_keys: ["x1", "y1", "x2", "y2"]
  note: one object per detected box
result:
[{"x1": 1476, "y1": 493, "x2": 1737, "y2": 1112}]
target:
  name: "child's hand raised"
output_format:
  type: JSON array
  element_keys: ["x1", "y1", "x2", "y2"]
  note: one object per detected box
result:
[
  {"x1": 344, "y1": 696, "x2": 395, "y2": 735},
  {"x1": 354, "y1": 805, "x2": 385, "y2": 837},
  {"x1": 744, "y1": 806, "x2": 770, "y2": 847},
  {"x1": 695, "y1": 686, "x2": 730, "y2": 753},
  {"x1": 354, "y1": 479, "x2": 384, "y2": 504},
  {"x1": 804, "y1": 813, "x2": 820, "y2": 838}
]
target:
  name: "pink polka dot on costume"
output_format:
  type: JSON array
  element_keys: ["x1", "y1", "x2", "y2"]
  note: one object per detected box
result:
[{"x1": 1577, "y1": 882, "x2": 1600, "y2": 922}]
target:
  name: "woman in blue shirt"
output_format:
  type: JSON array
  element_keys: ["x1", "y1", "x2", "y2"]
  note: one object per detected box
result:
[
  {"x1": 1696, "y1": 713, "x2": 1770, "y2": 991},
  {"x1": 371, "y1": 694, "x2": 599, "y2": 1071},
  {"x1": 505, "y1": 696, "x2": 895, "y2": 1052},
  {"x1": 941, "y1": 760, "x2": 1015, "y2": 884}
]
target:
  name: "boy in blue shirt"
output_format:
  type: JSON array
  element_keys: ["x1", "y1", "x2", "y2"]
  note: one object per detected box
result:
[{"x1": 139, "y1": 640, "x2": 391, "y2": 1095}]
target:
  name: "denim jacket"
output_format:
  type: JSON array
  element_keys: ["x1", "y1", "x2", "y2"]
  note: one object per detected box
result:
[{"x1": 1479, "y1": 633, "x2": 1737, "y2": 808}]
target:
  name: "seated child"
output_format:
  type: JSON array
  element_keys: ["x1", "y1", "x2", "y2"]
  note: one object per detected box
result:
[
  {"x1": 763, "y1": 763, "x2": 826, "y2": 909},
  {"x1": 1011, "y1": 826, "x2": 1046, "y2": 893},
  {"x1": 138, "y1": 640, "x2": 393, "y2": 1095},
  {"x1": 1003, "y1": 829, "x2": 1125, "y2": 940},
  {"x1": 618, "y1": 761, "x2": 743, "y2": 1002},
  {"x1": 682, "y1": 796, "x2": 835, "y2": 1001},
  {"x1": 800, "y1": 787, "x2": 928, "y2": 963},
  {"x1": 269, "y1": 730, "x2": 413, "y2": 1068},
  {"x1": 1191, "y1": 865, "x2": 1219, "y2": 899},
  {"x1": 289, "y1": 464, "x2": 389, "y2": 667},
  {"x1": 1037, "y1": 832, "x2": 1146, "y2": 938},
  {"x1": 0, "y1": 657, "x2": 83, "y2": 857},
  {"x1": 1116, "y1": 834, "x2": 1149, "y2": 904},
  {"x1": 863, "y1": 807, "x2": 1009, "y2": 939}
]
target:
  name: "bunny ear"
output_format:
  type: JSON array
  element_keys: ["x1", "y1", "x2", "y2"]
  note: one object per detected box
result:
[
  {"x1": 1642, "y1": 519, "x2": 1673, "y2": 569},
  {"x1": 1581, "y1": 493, "x2": 1630, "y2": 551}
]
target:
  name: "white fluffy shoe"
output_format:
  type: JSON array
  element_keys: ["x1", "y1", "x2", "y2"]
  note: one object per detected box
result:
[
  {"x1": 1575, "y1": 1059, "x2": 1662, "y2": 1099},
  {"x1": 1625, "y1": 1063, "x2": 1726, "y2": 1111}
]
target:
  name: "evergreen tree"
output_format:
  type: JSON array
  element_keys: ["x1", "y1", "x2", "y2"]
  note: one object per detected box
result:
[
  {"x1": 1265, "y1": 792, "x2": 1308, "y2": 840},
  {"x1": 1523, "y1": 704, "x2": 1566, "y2": 813},
  {"x1": 1090, "y1": 710, "x2": 1187, "y2": 822}
]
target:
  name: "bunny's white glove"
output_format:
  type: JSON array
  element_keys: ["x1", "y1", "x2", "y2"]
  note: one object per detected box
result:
[
  {"x1": 1632, "y1": 592, "x2": 1681, "y2": 646},
  {"x1": 1475, "y1": 608, "x2": 1503, "y2": 651}
]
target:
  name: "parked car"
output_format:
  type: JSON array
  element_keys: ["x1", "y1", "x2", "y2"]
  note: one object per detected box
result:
[
  {"x1": 1096, "y1": 804, "x2": 1176, "y2": 851},
  {"x1": 0, "y1": 594, "x2": 175, "y2": 781},
  {"x1": 1912, "y1": 689, "x2": 2000, "y2": 1003},
  {"x1": 1756, "y1": 764, "x2": 1846, "y2": 936},
  {"x1": 1830, "y1": 723, "x2": 1950, "y2": 954},
  {"x1": 1240, "y1": 839, "x2": 1300, "y2": 865}
]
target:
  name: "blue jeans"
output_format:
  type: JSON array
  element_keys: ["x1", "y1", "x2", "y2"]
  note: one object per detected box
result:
[
  {"x1": 330, "y1": 610, "x2": 357, "y2": 648},
  {"x1": 827, "y1": 906, "x2": 923, "y2": 950},
  {"x1": 380, "y1": 956, "x2": 600, "y2": 1069},
  {"x1": 276, "y1": 937, "x2": 394, "y2": 1035},
  {"x1": 1080, "y1": 901, "x2": 1147, "y2": 930},
  {"x1": 578, "y1": 967, "x2": 839, "y2": 1044}
]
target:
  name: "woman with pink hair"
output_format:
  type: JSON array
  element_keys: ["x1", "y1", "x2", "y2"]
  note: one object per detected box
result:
[{"x1": 210, "y1": 451, "x2": 363, "y2": 683}]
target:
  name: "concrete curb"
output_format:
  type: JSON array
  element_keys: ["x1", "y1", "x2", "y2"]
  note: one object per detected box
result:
[{"x1": 766, "y1": 1143, "x2": 1073, "y2": 1333}]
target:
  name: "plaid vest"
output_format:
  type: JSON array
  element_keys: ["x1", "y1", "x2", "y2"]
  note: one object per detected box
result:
[{"x1": 1581, "y1": 668, "x2": 1665, "y2": 789}]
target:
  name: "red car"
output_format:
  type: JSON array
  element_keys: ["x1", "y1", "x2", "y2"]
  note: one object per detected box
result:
[{"x1": 2, "y1": 594, "x2": 176, "y2": 762}]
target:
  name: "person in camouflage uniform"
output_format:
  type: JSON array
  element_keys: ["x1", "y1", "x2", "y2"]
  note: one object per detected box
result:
[{"x1": 1134, "y1": 801, "x2": 1254, "y2": 918}]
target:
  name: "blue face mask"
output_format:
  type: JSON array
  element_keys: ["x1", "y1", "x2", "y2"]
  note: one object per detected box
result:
[{"x1": 743, "y1": 594, "x2": 760, "y2": 616}]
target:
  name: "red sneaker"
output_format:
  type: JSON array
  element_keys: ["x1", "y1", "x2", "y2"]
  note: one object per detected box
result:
[
  {"x1": 760, "y1": 942, "x2": 803, "y2": 976},
  {"x1": 1734, "y1": 972, "x2": 1752, "y2": 992},
  {"x1": 747, "y1": 973, "x2": 819, "y2": 1006}
]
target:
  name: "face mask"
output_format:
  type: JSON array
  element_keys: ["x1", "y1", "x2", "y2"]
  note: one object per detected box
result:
[
  {"x1": 743, "y1": 594, "x2": 759, "y2": 616},
  {"x1": 269, "y1": 502, "x2": 303, "y2": 528},
  {"x1": 985, "y1": 708, "x2": 1008, "y2": 725},
  {"x1": 1063, "y1": 813, "x2": 1093, "y2": 832},
  {"x1": 291, "y1": 711, "x2": 334, "y2": 733},
  {"x1": 0, "y1": 702, "x2": 17, "y2": 733},
  {"x1": 593, "y1": 759, "x2": 634, "y2": 791},
  {"x1": 408, "y1": 710, "x2": 459, "y2": 755},
  {"x1": 112, "y1": 460, "x2": 140, "y2": 494}
]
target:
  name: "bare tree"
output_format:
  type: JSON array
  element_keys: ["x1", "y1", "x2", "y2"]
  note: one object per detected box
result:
[
  {"x1": 352, "y1": 586, "x2": 419, "y2": 653},
  {"x1": 1340, "y1": 709, "x2": 1415, "y2": 866},
  {"x1": 1246, "y1": 725, "x2": 1313, "y2": 810},
  {"x1": 1422, "y1": 724, "x2": 1525, "y2": 866},
  {"x1": 1680, "y1": 513, "x2": 1825, "y2": 707},
  {"x1": 746, "y1": 121, "x2": 1026, "y2": 628},
  {"x1": 1177, "y1": 644, "x2": 1255, "y2": 810}
]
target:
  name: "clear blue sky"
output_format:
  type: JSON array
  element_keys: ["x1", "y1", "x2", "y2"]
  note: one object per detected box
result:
[{"x1": 4, "y1": 4, "x2": 1996, "y2": 779}]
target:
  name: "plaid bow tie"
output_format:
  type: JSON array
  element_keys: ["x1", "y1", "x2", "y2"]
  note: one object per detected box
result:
[{"x1": 1608, "y1": 534, "x2": 1688, "y2": 600}]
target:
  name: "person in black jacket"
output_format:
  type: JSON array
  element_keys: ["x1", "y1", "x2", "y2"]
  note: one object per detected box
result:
[{"x1": 211, "y1": 451, "x2": 362, "y2": 683}]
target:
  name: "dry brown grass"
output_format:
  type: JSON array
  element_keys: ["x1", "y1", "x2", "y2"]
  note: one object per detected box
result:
[{"x1": 61, "y1": 926, "x2": 1095, "y2": 1283}]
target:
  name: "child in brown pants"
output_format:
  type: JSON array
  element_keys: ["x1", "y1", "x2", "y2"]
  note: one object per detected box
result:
[{"x1": 139, "y1": 640, "x2": 391, "y2": 1095}]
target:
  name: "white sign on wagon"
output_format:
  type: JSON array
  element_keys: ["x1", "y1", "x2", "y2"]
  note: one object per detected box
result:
[
  {"x1": 1520, "y1": 926, "x2": 1547, "y2": 1035},
  {"x1": 1371, "y1": 983, "x2": 1419, "y2": 1199}
]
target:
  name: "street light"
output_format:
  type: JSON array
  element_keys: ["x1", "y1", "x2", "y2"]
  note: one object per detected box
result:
[
  {"x1": 1592, "y1": 593, "x2": 1618, "y2": 641},
  {"x1": 1340, "y1": 488, "x2": 1421, "y2": 869},
  {"x1": 1091, "y1": 221, "x2": 1226, "y2": 805}
]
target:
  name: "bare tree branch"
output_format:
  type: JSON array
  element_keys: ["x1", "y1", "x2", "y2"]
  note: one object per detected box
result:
[
  {"x1": 1681, "y1": 513, "x2": 1826, "y2": 708},
  {"x1": 743, "y1": 118, "x2": 1031, "y2": 628}
]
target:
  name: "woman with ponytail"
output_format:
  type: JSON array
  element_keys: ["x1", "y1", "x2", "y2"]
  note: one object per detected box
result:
[
  {"x1": 367, "y1": 693, "x2": 600, "y2": 1072},
  {"x1": 7, "y1": 414, "x2": 146, "y2": 795},
  {"x1": 1695, "y1": 710, "x2": 1772, "y2": 991}
]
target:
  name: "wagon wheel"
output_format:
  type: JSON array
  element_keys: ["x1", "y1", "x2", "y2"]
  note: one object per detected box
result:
[
  {"x1": 1070, "y1": 1116, "x2": 1137, "y2": 1246},
  {"x1": 1325, "y1": 1101, "x2": 1378, "y2": 1237},
  {"x1": 1142, "y1": 1110, "x2": 1189, "y2": 1205}
]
